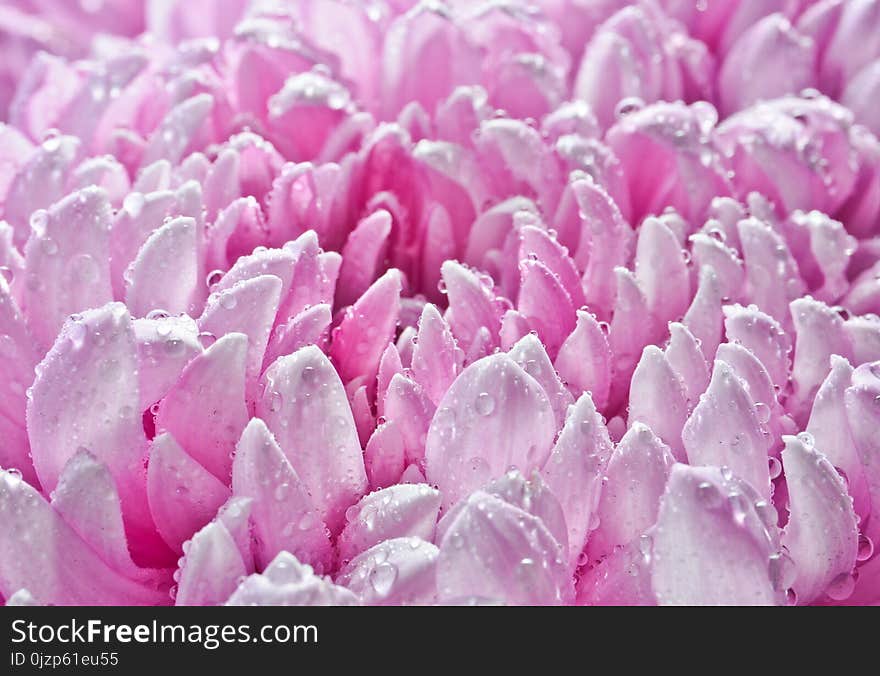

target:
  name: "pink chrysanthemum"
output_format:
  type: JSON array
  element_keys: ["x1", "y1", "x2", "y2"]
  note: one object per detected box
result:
[{"x1": 0, "y1": 0, "x2": 879, "y2": 607}]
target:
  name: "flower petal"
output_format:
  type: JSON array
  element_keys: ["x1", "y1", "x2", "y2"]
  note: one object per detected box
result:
[
  {"x1": 22, "y1": 186, "x2": 112, "y2": 350},
  {"x1": 541, "y1": 392, "x2": 613, "y2": 568},
  {"x1": 554, "y1": 309, "x2": 612, "y2": 411},
  {"x1": 338, "y1": 484, "x2": 442, "y2": 564},
  {"x1": 226, "y1": 552, "x2": 358, "y2": 606},
  {"x1": 175, "y1": 519, "x2": 248, "y2": 607},
  {"x1": 782, "y1": 434, "x2": 859, "y2": 604},
  {"x1": 508, "y1": 333, "x2": 574, "y2": 429},
  {"x1": 232, "y1": 418, "x2": 333, "y2": 573},
  {"x1": 682, "y1": 360, "x2": 773, "y2": 500},
  {"x1": 425, "y1": 353, "x2": 556, "y2": 509},
  {"x1": 628, "y1": 345, "x2": 689, "y2": 461},
  {"x1": 337, "y1": 537, "x2": 439, "y2": 606},
  {"x1": 256, "y1": 345, "x2": 368, "y2": 533},
  {"x1": 0, "y1": 470, "x2": 168, "y2": 606},
  {"x1": 587, "y1": 423, "x2": 674, "y2": 561},
  {"x1": 651, "y1": 464, "x2": 783, "y2": 606},
  {"x1": 146, "y1": 432, "x2": 230, "y2": 554}
]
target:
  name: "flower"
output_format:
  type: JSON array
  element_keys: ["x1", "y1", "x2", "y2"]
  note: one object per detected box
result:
[{"x1": 0, "y1": 0, "x2": 879, "y2": 607}]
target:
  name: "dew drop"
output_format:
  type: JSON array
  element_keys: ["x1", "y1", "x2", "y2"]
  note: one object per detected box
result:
[
  {"x1": 205, "y1": 269, "x2": 224, "y2": 289},
  {"x1": 857, "y1": 534, "x2": 874, "y2": 562},
  {"x1": 219, "y1": 292, "x2": 237, "y2": 310},
  {"x1": 369, "y1": 562, "x2": 398, "y2": 597},
  {"x1": 696, "y1": 481, "x2": 723, "y2": 509},
  {"x1": 755, "y1": 402, "x2": 771, "y2": 424},
  {"x1": 825, "y1": 572, "x2": 856, "y2": 601},
  {"x1": 68, "y1": 320, "x2": 88, "y2": 349},
  {"x1": 768, "y1": 456, "x2": 782, "y2": 480},
  {"x1": 614, "y1": 96, "x2": 644, "y2": 119},
  {"x1": 768, "y1": 551, "x2": 797, "y2": 591},
  {"x1": 475, "y1": 392, "x2": 495, "y2": 416}
]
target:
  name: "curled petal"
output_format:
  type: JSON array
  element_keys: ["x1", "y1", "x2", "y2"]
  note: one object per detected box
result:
[
  {"x1": 508, "y1": 333, "x2": 573, "y2": 429},
  {"x1": 651, "y1": 464, "x2": 783, "y2": 606},
  {"x1": 555, "y1": 309, "x2": 612, "y2": 411},
  {"x1": 175, "y1": 520, "x2": 248, "y2": 607},
  {"x1": 338, "y1": 484, "x2": 442, "y2": 564},
  {"x1": 330, "y1": 268, "x2": 402, "y2": 385},
  {"x1": 226, "y1": 552, "x2": 358, "y2": 606},
  {"x1": 723, "y1": 303, "x2": 792, "y2": 392},
  {"x1": 682, "y1": 360, "x2": 773, "y2": 500},
  {"x1": 587, "y1": 423, "x2": 674, "y2": 561},
  {"x1": 541, "y1": 393, "x2": 613, "y2": 568},
  {"x1": 155, "y1": 333, "x2": 248, "y2": 482},
  {"x1": 436, "y1": 491, "x2": 571, "y2": 605},
  {"x1": 628, "y1": 346, "x2": 689, "y2": 461},
  {"x1": 232, "y1": 418, "x2": 333, "y2": 573},
  {"x1": 147, "y1": 432, "x2": 230, "y2": 555},
  {"x1": 0, "y1": 470, "x2": 168, "y2": 606},
  {"x1": 425, "y1": 353, "x2": 556, "y2": 509},
  {"x1": 337, "y1": 537, "x2": 439, "y2": 606},
  {"x1": 125, "y1": 216, "x2": 198, "y2": 318},
  {"x1": 782, "y1": 435, "x2": 859, "y2": 604},
  {"x1": 22, "y1": 187, "x2": 112, "y2": 350},
  {"x1": 411, "y1": 303, "x2": 463, "y2": 407},
  {"x1": 634, "y1": 217, "x2": 691, "y2": 324},
  {"x1": 664, "y1": 322, "x2": 710, "y2": 409},
  {"x1": 256, "y1": 346, "x2": 367, "y2": 533}
]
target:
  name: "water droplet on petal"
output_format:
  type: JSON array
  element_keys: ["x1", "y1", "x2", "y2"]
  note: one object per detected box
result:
[
  {"x1": 857, "y1": 534, "x2": 874, "y2": 562},
  {"x1": 475, "y1": 392, "x2": 495, "y2": 416},
  {"x1": 825, "y1": 572, "x2": 856, "y2": 601},
  {"x1": 369, "y1": 562, "x2": 397, "y2": 597},
  {"x1": 768, "y1": 456, "x2": 782, "y2": 480}
]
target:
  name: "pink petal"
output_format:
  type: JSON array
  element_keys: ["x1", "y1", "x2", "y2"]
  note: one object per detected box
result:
[
  {"x1": 22, "y1": 187, "x2": 113, "y2": 350},
  {"x1": 800, "y1": 210, "x2": 858, "y2": 303},
  {"x1": 553, "y1": 176, "x2": 631, "y2": 316},
  {"x1": 845, "y1": 366, "x2": 880, "y2": 545},
  {"x1": 541, "y1": 393, "x2": 614, "y2": 568},
  {"x1": 52, "y1": 448, "x2": 159, "y2": 585},
  {"x1": 198, "y1": 274, "x2": 282, "y2": 402},
  {"x1": 424, "y1": 353, "x2": 556, "y2": 509},
  {"x1": 665, "y1": 322, "x2": 710, "y2": 408},
  {"x1": 682, "y1": 360, "x2": 773, "y2": 500},
  {"x1": 338, "y1": 484, "x2": 442, "y2": 564},
  {"x1": 232, "y1": 418, "x2": 333, "y2": 573},
  {"x1": 508, "y1": 333, "x2": 573, "y2": 429},
  {"x1": 518, "y1": 225, "x2": 586, "y2": 310},
  {"x1": 634, "y1": 217, "x2": 691, "y2": 324},
  {"x1": 436, "y1": 490, "x2": 571, "y2": 605},
  {"x1": 723, "y1": 303, "x2": 792, "y2": 392},
  {"x1": 383, "y1": 373, "x2": 434, "y2": 467},
  {"x1": 689, "y1": 231, "x2": 745, "y2": 303},
  {"x1": 587, "y1": 423, "x2": 674, "y2": 560},
  {"x1": 576, "y1": 538, "x2": 655, "y2": 606},
  {"x1": 807, "y1": 356, "x2": 871, "y2": 520},
  {"x1": 364, "y1": 421, "x2": 406, "y2": 491},
  {"x1": 337, "y1": 537, "x2": 439, "y2": 606},
  {"x1": 481, "y1": 469, "x2": 570, "y2": 560},
  {"x1": 140, "y1": 93, "x2": 214, "y2": 167},
  {"x1": 782, "y1": 434, "x2": 859, "y2": 604},
  {"x1": 440, "y1": 260, "x2": 502, "y2": 357},
  {"x1": 5, "y1": 134, "x2": 81, "y2": 250},
  {"x1": 651, "y1": 464, "x2": 783, "y2": 606},
  {"x1": 554, "y1": 309, "x2": 612, "y2": 411},
  {"x1": 609, "y1": 266, "x2": 659, "y2": 408},
  {"x1": 175, "y1": 520, "x2": 248, "y2": 606},
  {"x1": 226, "y1": 552, "x2": 358, "y2": 606},
  {"x1": 256, "y1": 345, "x2": 368, "y2": 533},
  {"x1": 0, "y1": 470, "x2": 168, "y2": 606},
  {"x1": 125, "y1": 216, "x2": 199, "y2": 318},
  {"x1": 133, "y1": 314, "x2": 202, "y2": 409},
  {"x1": 718, "y1": 15, "x2": 816, "y2": 116},
  {"x1": 263, "y1": 303, "x2": 332, "y2": 370},
  {"x1": 27, "y1": 303, "x2": 156, "y2": 554},
  {"x1": 789, "y1": 297, "x2": 854, "y2": 421},
  {"x1": 330, "y1": 268, "x2": 402, "y2": 385},
  {"x1": 146, "y1": 432, "x2": 230, "y2": 554},
  {"x1": 683, "y1": 265, "x2": 724, "y2": 362},
  {"x1": 155, "y1": 333, "x2": 248, "y2": 482},
  {"x1": 337, "y1": 209, "x2": 392, "y2": 308},
  {"x1": 517, "y1": 258, "x2": 577, "y2": 359},
  {"x1": 628, "y1": 345, "x2": 689, "y2": 461},
  {"x1": 411, "y1": 303, "x2": 464, "y2": 407}
]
